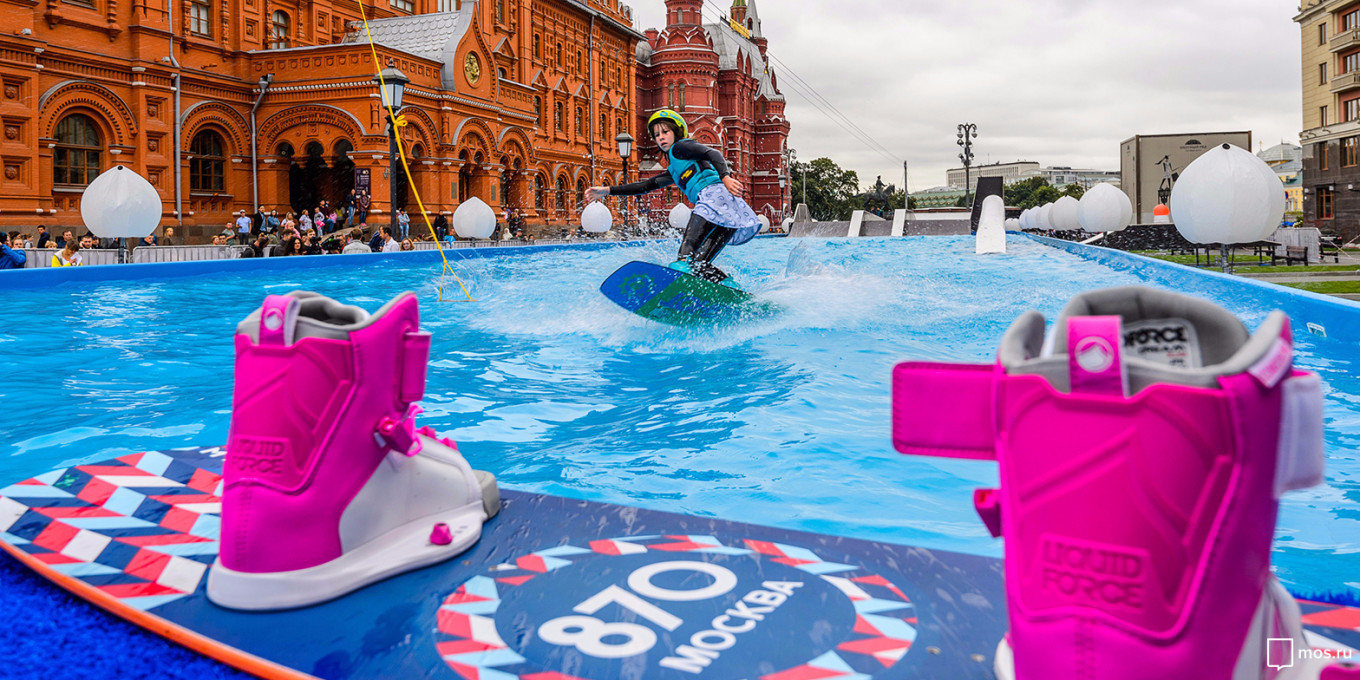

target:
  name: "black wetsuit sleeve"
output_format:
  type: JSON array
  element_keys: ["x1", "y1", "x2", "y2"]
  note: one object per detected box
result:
[
  {"x1": 669, "y1": 139, "x2": 730, "y2": 178},
  {"x1": 609, "y1": 172, "x2": 674, "y2": 196}
]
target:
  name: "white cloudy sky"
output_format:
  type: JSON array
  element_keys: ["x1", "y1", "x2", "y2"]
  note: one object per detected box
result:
[{"x1": 630, "y1": 0, "x2": 1301, "y2": 193}]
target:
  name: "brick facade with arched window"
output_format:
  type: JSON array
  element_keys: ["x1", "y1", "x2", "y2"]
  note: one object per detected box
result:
[{"x1": 0, "y1": 0, "x2": 640, "y2": 240}]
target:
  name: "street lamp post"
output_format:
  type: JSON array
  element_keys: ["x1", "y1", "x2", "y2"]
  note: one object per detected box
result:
[
  {"x1": 788, "y1": 148, "x2": 801, "y2": 211},
  {"x1": 373, "y1": 62, "x2": 409, "y2": 236},
  {"x1": 615, "y1": 131, "x2": 634, "y2": 236},
  {"x1": 957, "y1": 123, "x2": 978, "y2": 207}
]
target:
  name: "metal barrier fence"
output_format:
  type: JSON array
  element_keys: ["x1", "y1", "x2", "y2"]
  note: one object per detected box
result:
[
  {"x1": 16, "y1": 237, "x2": 613, "y2": 267},
  {"x1": 18, "y1": 248, "x2": 122, "y2": 268},
  {"x1": 131, "y1": 245, "x2": 250, "y2": 263}
]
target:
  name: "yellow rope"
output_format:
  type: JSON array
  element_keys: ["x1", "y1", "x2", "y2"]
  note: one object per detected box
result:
[{"x1": 357, "y1": 0, "x2": 475, "y2": 302}]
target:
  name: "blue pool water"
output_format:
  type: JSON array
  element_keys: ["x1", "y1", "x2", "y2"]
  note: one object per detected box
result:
[{"x1": 1, "y1": 235, "x2": 1357, "y2": 604}]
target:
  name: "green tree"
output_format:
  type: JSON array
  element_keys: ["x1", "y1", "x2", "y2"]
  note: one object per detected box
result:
[
  {"x1": 1061, "y1": 183, "x2": 1087, "y2": 200},
  {"x1": 791, "y1": 157, "x2": 861, "y2": 221}
]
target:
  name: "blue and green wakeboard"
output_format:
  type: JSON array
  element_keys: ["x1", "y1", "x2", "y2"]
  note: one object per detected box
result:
[{"x1": 600, "y1": 261, "x2": 775, "y2": 326}]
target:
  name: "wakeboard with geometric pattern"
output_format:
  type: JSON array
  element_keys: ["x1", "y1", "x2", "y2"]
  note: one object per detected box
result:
[{"x1": 1, "y1": 447, "x2": 1357, "y2": 679}]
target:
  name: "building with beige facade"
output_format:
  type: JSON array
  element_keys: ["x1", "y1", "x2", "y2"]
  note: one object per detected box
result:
[{"x1": 1297, "y1": 0, "x2": 1360, "y2": 240}]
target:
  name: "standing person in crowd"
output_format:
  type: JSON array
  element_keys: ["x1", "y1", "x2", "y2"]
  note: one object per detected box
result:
[
  {"x1": 236, "y1": 210, "x2": 252, "y2": 242},
  {"x1": 327, "y1": 208, "x2": 340, "y2": 233},
  {"x1": 51, "y1": 240, "x2": 82, "y2": 267},
  {"x1": 35, "y1": 226, "x2": 50, "y2": 249},
  {"x1": 298, "y1": 210, "x2": 313, "y2": 233},
  {"x1": 383, "y1": 228, "x2": 400, "y2": 253},
  {"x1": 433, "y1": 214, "x2": 449, "y2": 241},
  {"x1": 138, "y1": 234, "x2": 158, "y2": 250},
  {"x1": 55, "y1": 230, "x2": 74, "y2": 249},
  {"x1": 162, "y1": 227, "x2": 178, "y2": 246},
  {"x1": 397, "y1": 208, "x2": 411, "y2": 240},
  {"x1": 265, "y1": 210, "x2": 281, "y2": 233},
  {"x1": 400, "y1": 239, "x2": 415, "y2": 251},
  {"x1": 281, "y1": 212, "x2": 296, "y2": 233},
  {"x1": 368, "y1": 227, "x2": 386, "y2": 253},
  {"x1": 0, "y1": 231, "x2": 27, "y2": 269},
  {"x1": 341, "y1": 190, "x2": 356, "y2": 229},
  {"x1": 357, "y1": 190, "x2": 371, "y2": 225},
  {"x1": 79, "y1": 235, "x2": 96, "y2": 250}
]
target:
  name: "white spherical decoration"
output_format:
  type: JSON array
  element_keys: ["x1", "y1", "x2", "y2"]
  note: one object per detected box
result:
[
  {"x1": 581, "y1": 201, "x2": 612, "y2": 233},
  {"x1": 1035, "y1": 203, "x2": 1055, "y2": 230},
  {"x1": 1078, "y1": 183, "x2": 1133, "y2": 233},
  {"x1": 1004, "y1": 218, "x2": 1020, "y2": 230},
  {"x1": 1050, "y1": 195, "x2": 1082, "y2": 231},
  {"x1": 1171, "y1": 143, "x2": 1286, "y2": 244},
  {"x1": 452, "y1": 196, "x2": 496, "y2": 239},
  {"x1": 668, "y1": 203, "x2": 692, "y2": 231},
  {"x1": 758, "y1": 214, "x2": 771, "y2": 233},
  {"x1": 1019, "y1": 209, "x2": 1033, "y2": 230},
  {"x1": 81, "y1": 165, "x2": 162, "y2": 239}
]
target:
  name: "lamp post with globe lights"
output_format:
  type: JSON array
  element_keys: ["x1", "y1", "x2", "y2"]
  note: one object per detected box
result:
[
  {"x1": 373, "y1": 62, "x2": 409, "y2": 235},
  {"x1": 615, "y1": 131, "x2": 634, "y2": 236},
  {"x1": 957, "y1": 123, "x2": 978, "y2": 207}
]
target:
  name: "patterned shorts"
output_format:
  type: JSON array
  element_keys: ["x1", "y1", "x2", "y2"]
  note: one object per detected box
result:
[{"x1": 693, "y1": 184, "x2": 760, "y2": 246}]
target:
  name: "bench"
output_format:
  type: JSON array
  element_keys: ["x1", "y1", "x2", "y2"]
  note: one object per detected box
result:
[
  {"x1": 1283, "y1": 246, "x2": 1309, "y2": 266},
  {"x1": 1320, "y1": 235, "x2": 1343, "y2": 263}
]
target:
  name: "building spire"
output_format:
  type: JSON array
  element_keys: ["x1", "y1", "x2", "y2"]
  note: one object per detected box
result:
[{"x1": 745, "y1": 0, "x2": 763, "y2": 37}]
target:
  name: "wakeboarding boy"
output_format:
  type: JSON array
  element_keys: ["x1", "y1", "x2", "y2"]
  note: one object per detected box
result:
[{"x1": 585, "y1": 110, "x2": 760, "y2": 284}]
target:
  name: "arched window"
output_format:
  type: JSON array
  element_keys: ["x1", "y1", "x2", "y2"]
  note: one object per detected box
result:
[
  {"x1": 600, "y1": 113, "x2": 608, "y2": 138},
  {"x1": 270, "y1": 11, "x2": 289, "y2": 49},
  {"x1": 616, "y1": 117, "x2": 624, "y2": 137},
  {"x1": 277, "y1": 142, "x2": 294, "y2": 160},
  {"x1": 575, "y1": 106, "x2": 583, "y2": 136},
  {"x1": 679, "y1": 83, "x2": 686, "y2": 112},
  {"x1": 533, "y1": 34, "x2": 540, "y2": 59},
  {"x1": 576, "y1": 51, "x2": 582, "y2": 73},
  {"x1": 53, "y1": 113, "x2": 102, "y2": 187},
  {"x1": 554, "y1": 101, "x2": 564, "y2": 131},
  {"x1": 667, "y1": 84, "x2": 674, "y2": 109},
  {"x1": 189, "y1": 129, "x2": 225, "y2": 192},
  {"x1": 576, "y1": 178, "x2": 586, "y2": 209},
  {"x1": 498, "y1": 67, "x2": 506, "y2": 80},
  {"x1": 555, "y1": 176, "x2": 566, "y2": 210},
  {"x1": 535, "y1": 174, "x2": 545, "y2": 209},
  {"x1": 533, "y1": 96, "x2": 542, "y2": 126},
  {"x1": 555, "y1": 43, "x2": 562, "y2": 65},
  {"x1": 495, "y1": 0, "x2": 504, "y2": 23}
]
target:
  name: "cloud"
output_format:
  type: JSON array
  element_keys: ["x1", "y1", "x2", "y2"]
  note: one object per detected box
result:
[{"x1": 631, "y1": 0, "x2": 1300, "y2": 192}]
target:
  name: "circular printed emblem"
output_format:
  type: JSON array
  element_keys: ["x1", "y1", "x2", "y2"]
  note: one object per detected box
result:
[
  {"x1": 433, "y1": 535, "x2": 920, "y2": 679},
  {"x1": 1074, "y1": 337, "x2": 1115, "y2": 373}
]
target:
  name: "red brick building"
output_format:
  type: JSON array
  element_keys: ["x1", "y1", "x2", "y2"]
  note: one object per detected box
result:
[
  {"x1": 633, "y1": 0, "x2": 791, "y2": 224},
  {"x1": 0, "y1": 0, "x2": 641, "y2": 240}
]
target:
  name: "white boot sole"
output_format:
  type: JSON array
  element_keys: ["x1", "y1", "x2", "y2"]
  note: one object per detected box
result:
[{"x1": 207, "y1": 499, "x2": 486, "y2": 611}]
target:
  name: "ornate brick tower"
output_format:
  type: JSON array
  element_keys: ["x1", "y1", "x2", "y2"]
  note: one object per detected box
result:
[{"x1": 634, "y1": 0, "x2": 791, "y2": 224}]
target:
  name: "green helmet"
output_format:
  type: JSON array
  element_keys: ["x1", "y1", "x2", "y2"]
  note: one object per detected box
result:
[{"x1": 647, "y1": 109, "x2": 688, "y2": 139}]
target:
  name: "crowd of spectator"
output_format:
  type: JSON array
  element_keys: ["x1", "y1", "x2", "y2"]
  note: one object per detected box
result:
[{"x1": 1, "y1": 192, "x2": 712, "y2": 270}]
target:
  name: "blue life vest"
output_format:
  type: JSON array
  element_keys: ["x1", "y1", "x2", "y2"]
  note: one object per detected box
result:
[{"x1": 667, "y1": 144, "x2": 721, "y2": 204}]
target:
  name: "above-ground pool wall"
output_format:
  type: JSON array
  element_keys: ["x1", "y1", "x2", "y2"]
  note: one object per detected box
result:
[{"x1": 1028, "y1": 234, "x2": 1360, "y2": 350}]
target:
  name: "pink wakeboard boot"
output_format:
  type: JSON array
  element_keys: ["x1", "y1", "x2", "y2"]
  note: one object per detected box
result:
[
  {"x1": 892, "y1": 286, "x2": 1345, "y2": 679},
  {"x1": 207, "y1": 291, "x2": 500, "y2": 610}
]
